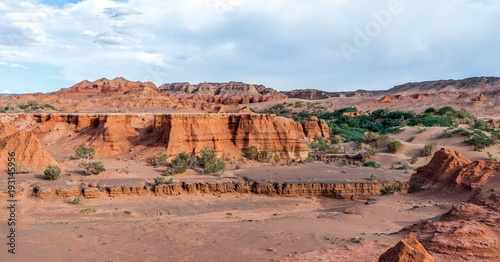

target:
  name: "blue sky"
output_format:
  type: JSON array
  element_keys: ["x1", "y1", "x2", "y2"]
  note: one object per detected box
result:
[{"x1": 1, "y1": 0, "x2": 500, "y2": 94}]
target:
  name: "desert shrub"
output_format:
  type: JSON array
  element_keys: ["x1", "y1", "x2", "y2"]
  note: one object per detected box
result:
[
  {"x1": 487, "y1": 152, "x2": 499, "y2": 162},
  {"x1": 200, "y1": 146, "x2": 225, "y2": 175},
  {"x1": 78, "y1": 160, "x2": 105, "y2": 175},
  {"x1": 258, "y1": 149, "x2": 273, "y2": 162},
  {"x1": 273, "y1": 154, "x2": 281, "y2": 164},
  {"x1": 387, "y1": 140, "x2": 403, "y2": 153},
  {"x1": 370, "y1": 174, "x2": 377, "y2": 181},
  {"x1": 149, "y1": 150, "x2": 168, "y2": 167},
  {"x1": 331, "y1": 135, "x2": 345, "y2": 144},
  {"x1": 357, "y1": 143, "x2": 375, "y2": 159},
  {"x1": 473, "y1": 119, "x2": 494, "y2": 131},
  {"x1": 409, "y1": 156, "x2": 418, "y2": 164},
  {"x1": 244, "y1": 146, "x2": 259, "y2": 160},
  {"x1": 408, "y1": 136, "x2": 416, "y2": 142},
  {"x1": 14, "y1": 163, "x2": 35, "y2": 174},
  {"x1": 363, "y1": 161, "x2": 381, "y2": 168},
  {"x1": 380, "y1": 182, "x2": 404, "y2": 194},
  {"x1": 75, "y1": 144, "x2": 96, "y2": 159},
  {"x1": 305, "y1": 154, "x2": 315, "y2": 163},
  {"x1": 465, "y1": 131, "x2": 496, "y2": 151},
  {"x1": 69, "y1": 196, "x2": 81, "y2": 205},
  {"x1": 437, "y1": 130, "x2": 453, "y2": 139},
  {"x1": 168, "y1": 154, "x2": 188, "y2": 174},
  {"x1": 44, "y1": 164, "x2": 61, "y2": 180},
  {"x1": 154, "y1": 176, "x2": 167, "y2": 185},
  {"x1": 422, "y1": 142, "x2": 438, "y2": 156}
]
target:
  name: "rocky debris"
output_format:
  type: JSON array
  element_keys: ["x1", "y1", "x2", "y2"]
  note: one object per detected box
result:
[
  {"x1": 159, "y1": 81, "x2": 287, "y2": 104},
  {"x1": 0, "y1": 130, "x2": 57, "y2": 172},
  {"x1": 379, "y1": 234, "x2": 435, "y2": 262},
  {"x1": 301, "y1": 116, "x2": 330, "y2": 139},
  {"x1": 471, "y1": 93, "x2": 488, "y2": 101},
  {"x1": 408, "y1": 148, "x2": 471, "y2": 193},
  {"x1": 55, "y1": 187, "x2": 81, "y2": 197},
  {"x1": 411, "y1": 94, "x2": 426, "y2": 100}
]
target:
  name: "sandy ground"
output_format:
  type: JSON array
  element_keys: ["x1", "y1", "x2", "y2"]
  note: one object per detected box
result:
[{"x1": 0, "y1": 185, "x2": 453, "y2": 262}]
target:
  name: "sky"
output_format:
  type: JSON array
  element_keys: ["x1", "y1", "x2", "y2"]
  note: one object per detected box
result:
[{"x1": 1, "y1": 0, "x2": 500, "y2": 94}]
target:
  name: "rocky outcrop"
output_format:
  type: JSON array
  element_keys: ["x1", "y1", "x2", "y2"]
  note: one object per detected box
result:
[
  {"x1": 379, "y1": 235, "x2": 435, "y2": 262},
  {"x1": 471, "y1": 93, "x2": 488, "y2": 101},
  {"x1": 408, "y1": 148, "x2": 471, "y2": 193},
  {"x1": 282, "y1": 89, "x2": 380, "y2": 99},
  {"x1": 301, "y1": 116, "x2": 330, "y2": 139},
  {"x1": 32, "y1": 181, "x2": 408, "y2": 200},
  {"x1": 0, "y1": 130, "x2": 57, "y2": 171},
  {"x1": 403, "y1": 148, "x2": 500, "y2": 261},
  {"x1": 159, "y1": 82, "x2": 287, "y2": 104}
]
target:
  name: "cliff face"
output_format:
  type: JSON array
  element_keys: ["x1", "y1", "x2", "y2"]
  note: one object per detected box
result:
[
  {"x1": 159, "y1": 81, "x2": 287, "y2": 104},
  {"x1": 29, "y1": 113, "x2": 319, "y2": 160},
  {"x1": 301, "y1": 116, "x2": 330, "y2": 138}
]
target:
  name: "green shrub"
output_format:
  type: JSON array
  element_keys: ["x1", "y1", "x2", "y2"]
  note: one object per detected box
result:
[
  {"x1": 363, "y1": 161, "x2": 381, "y2": 168},
  {"x1": 487, "y1": 152, "x2": 499, "y2": 162},
  {"x1": 75, "y1": 144, "x2": 96, "y2": 159},
  {"x1": 380, "y1": 182, "x2": 404, "y2": 194},
  {"x1": 305, "y1": 154, "x2": 315, "y2": 163},
  {"x1": 154, "y1": 176, "x2": 167, "y2": 185},
  {"x1": 78, "y1": 160, "x2": 105, "y2": 175},
  {"x1": 149, "y1": 151, "x2": 168, "y2": 167},
  {"x1": 200, "y1": 147, "x2": 225, "y2": 175},
  {"x1": 422, "y1": 142, "x2": 438, "y2": 156},
  {"x1": 14, "y1": 163, "x2": 35, "y2": 174},
  {"x1": 69, "y1": 196, "x2": 81, "y2": 205},
  {"x1": 409, "y1": 156, "x2": 418, "y2": 164},
  {"x1": 168, "y1": 154, "x2": 188, "y2": 174},
  {"x1": 244, "y1": 146, "x2": 259, "y2": 160},
  {"x1": 465, "y1": 132, "x2": 496, "y2": 151},
  {"x1": 44, "y1": 164, "x2": 61, "y2": 180},
  {"x1": 273, "y1": 154, "x2": 281, "y2": 164},
  {"x1": 387, "y1": 140, "x2": 403, "y2": 153}
]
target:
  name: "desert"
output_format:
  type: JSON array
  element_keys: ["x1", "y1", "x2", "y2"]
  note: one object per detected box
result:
[
  {"x1": 2, "y1": 1, "x2": 500, "y2": 261},
  {"x1": 0, "y1": 76, "x2": 499, "y2": 262}
]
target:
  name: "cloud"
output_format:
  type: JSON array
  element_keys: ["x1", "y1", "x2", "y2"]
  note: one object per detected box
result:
[{"x1": 1, "y1": 0, "x2": 500, "y2": 93}]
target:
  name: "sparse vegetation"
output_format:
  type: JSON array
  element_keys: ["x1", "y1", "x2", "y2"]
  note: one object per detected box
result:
[
  {"x1": 487, "y1": 152, "x2": 499, "y2": 162},
  {"x1": 370, "y1": 174, "x2": 377, "y2": 181},
  {"x1": 244, "y1": 146, "x2": 259, "y2": 160},
  {"x1": 69, "y1": 196, "x2": 82, "y2": 205},
  {"x1": 363, "y1": 161, "x2": 381, "y2": 168},
  {"x1": 0, "y1": 100, "x2": 57, "y2": 113},
  {"x1": 78, "y1": 160, "x2": 105, "y2": 175},
  {"x1": 200, "y1": 147, "x2": 225, "y2": 175},
  {"x1": 380, "y1": 182, "x2": 404, "y2": 194},
  {"x1": 44, "y1": 164, "x2": 61, "y2": 180},
  {"x1": 273, "y1": 154, "x2": 281, "y2": 164},
  {"x1": 387, "y1": 140, "x2": 403, "y2": 153},
  {"x1": 124, "y1": 210, "x2": 132, "y2": 215},
  {"x1": 422, "y1": 142, "x2": 438, "y2": 156},
  {"x1": 80, "y1": 208, "x2": 97, "y2": 214},
  {"x1": 149, "y1": 150, "x2": 168, "y2": 167},
  {"x1": 75, "y1": 144, "x2": 96, "y2": 159},
  {"x1": 154, "y1": 176, "x2": 167, "y2": 185},
  {"x1": 167, "y1": 153, "x2": 188, "y2": 175},
  {"x1": 14, "y1": 163, "x2": 35, "y2": 174}
]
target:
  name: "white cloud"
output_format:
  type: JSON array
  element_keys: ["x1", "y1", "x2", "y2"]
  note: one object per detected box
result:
[
  {"x1": 1, "y1": 90, "x2": 11, "y2": 94},
  {"x1": 1, "y1": 0, "x2": 500, "y2": 92}
]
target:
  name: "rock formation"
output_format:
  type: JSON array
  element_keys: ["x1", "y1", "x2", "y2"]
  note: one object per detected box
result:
[
  {"x1": 379, "y1": 235, "x2": 434, "y2": 262},
  {"x1": 159, "y1": 81, "x2": 287, "y2": 104},
  {"x1": 471, "y1": 93, "x2": 488, "y2": 101},
  {"x1": 404, "y1": 148, "x2": 500, "y2": 261},
  {"x1": 0, "y1": 130, "x2": 57, "y2": 171},
  {"x1": 301, "y1": 116, "x2": 330, "y2": 138},
  {"x1": 282, "y1": 89, "x2": 380, "y2": 99}
]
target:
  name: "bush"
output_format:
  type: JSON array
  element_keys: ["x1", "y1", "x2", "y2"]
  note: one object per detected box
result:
[
  {"x1": 273, "y1": 154, "x2": 281, "y2": 164},
  {"x1": 422, "y1": 142, "x2": 437, "y2": 156},
  {"x1": 363, "y1": 161, "x2": 381, "y2": 168},
  {"x1": 244, "y1": 146, "x2": 259, "y2": 160},
  {"x1": 200, "y1": 147, "x2": 225, "y2": 175},
  {"x1": 380, "y1": 182, "x2": 404, "y2": 194},
  {"x1": 69, "y1": 196, "x2": 81, "y2": 205},
  {"x1": 78, "y1": 160, "x2": 105, "y2": 175},
  {"x1": 44, "y1": 164, "x2": 61, "y2": 180},
  {"x1": 14, "y1": 163, "x2": 35, "y2": 174},
  {"x1": 154, "y1": 176, "x2": 167, "y2": 185},
  {"x1": 465, "y1": 132, "x2": 496, "y2": 151},
  {"x1": 387, "y1": 140, "x2": 403, "y2": 153},
  {"x1": 149, "y1": 151, "x2": 168, "y2": 167},
  {"x1": 409, "y1": 156, "x2": 418, "y2": 164},
  {"x1": 168, "y1": 154, "x2": 188, "y2": 175},
  {"x1": 75, "y1": 144, "x2": 96, "y2": 159}
]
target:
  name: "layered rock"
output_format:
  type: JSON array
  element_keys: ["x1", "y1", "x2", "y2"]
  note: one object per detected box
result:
[
  {"x1": 404, "y1": 148, "x2": 500, "y2": 261},
  {"x1": 0, "y1": 130, "x2": 57, "y2": 171},
  {"x1": 159, "y1": 81, "x2": 287, "y2": 104},
  {"x1": 301, "y1": 116, "x2": 330, "y2": 138},
  {"x1": 408, "y1": 148, "x2": 471, "y2": 193},
  {"x1": 379, "y1": 235, "x2": 434, "y2": 262}
]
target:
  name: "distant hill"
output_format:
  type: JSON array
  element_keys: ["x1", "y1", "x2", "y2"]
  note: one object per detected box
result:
[{"x1": 386, "y1": 76, "x2": 500, "y2": 95}]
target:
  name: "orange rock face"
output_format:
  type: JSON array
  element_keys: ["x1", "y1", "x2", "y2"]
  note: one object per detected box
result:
[
  {"x1": 379, "y1": 235, "x2": 435, "y2": 262},
  {"x1": 0, "y1": 130, "x2": 57, "y2": 171},
  {"x1": 408, "y1": 148, "x2": 471, "y2": 192},
  {"x1": 301, "y1": 116, "x2": 330, "y2": 139},
  {"x1": 404, "y1": 147, "x2": 500, "y2": 261}
]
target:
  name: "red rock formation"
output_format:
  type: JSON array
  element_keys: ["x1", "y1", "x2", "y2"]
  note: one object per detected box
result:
[
  {"x1": 301, "y1": 116, "x2": 330, "y2": 138},
  {"x1": 379, "y1": 95, "x2": 394, "y2": 103},
  {"x1": 0, "y1": 130, "x2": 57, "y2": 171},
  {"x1": 471, "y1": 93, "x2": 488, "y2": 101},
  {"x1": 159, "y1": 81, "x2": 287, "y2": 104},
  {"x1": 408, "y1": 148, "x2": 471, "y2": 192},
  {"x1": 404, "y1": 148, "x2": 500, "y2": 261},
  {"x1": 379, "y1": 235, "x2": 435, "y2": 262}
]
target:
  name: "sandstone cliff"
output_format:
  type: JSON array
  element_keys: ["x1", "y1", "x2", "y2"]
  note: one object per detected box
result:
[
  {"x1": 159, "y1": 81, "x2": 287, "y2": 104},
  {"x1": 301, "y1": 116, "x2": 330, "y2": 138}
]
